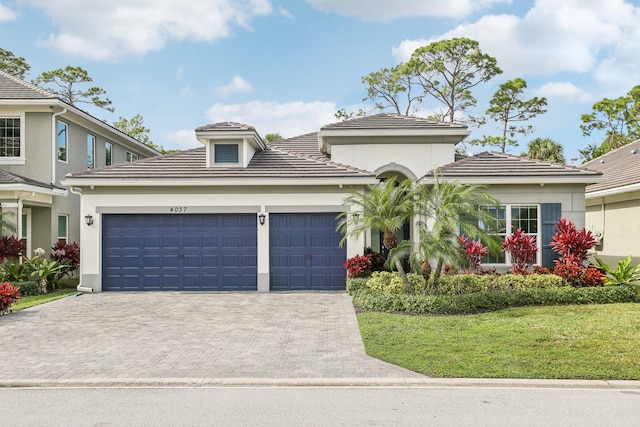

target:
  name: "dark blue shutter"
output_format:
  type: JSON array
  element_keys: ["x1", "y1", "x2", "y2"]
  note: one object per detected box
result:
[
  {"x1": 541, "y1": 203, "x2": 561, "y2": 268},
  {"x1": 215, "y1": 144, "x2": 239, "y2": 163}
]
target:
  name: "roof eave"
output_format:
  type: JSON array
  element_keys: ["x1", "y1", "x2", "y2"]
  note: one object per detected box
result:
[
  {"x1": 418, "y1": 175, "x2": 602, "y2": 185},
  {"x1": 586, "y1": 182, "x2": 640, "y2": 199},
  {"x1": 0, "y1": 183, "x2": 67, "y2": 196}
]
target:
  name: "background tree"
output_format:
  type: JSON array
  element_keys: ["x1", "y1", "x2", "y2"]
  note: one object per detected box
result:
[
  {"x1": 264, "y1": 133, "x2": 283, "y2": 143},
  {"x1": 112, "y1": 114, "x2": 168, "y2": 153},
  {"x1": 32, "y1": 66, "x2": 114, "y2": 112},
  {"x1": 524, "y1": 137, "x2": 565, "y2": 163},
  {"x1": 338, "y1": 178, "x2": 415, "y2": 292},
  {"x1": 579, "y1": 85, "x2": 640, "y2": 162},
  {"x1": 0, "y1": 48, "x2": 30, "y2": 80},
  {"x1": 404, "y1": 37, "x2": 502, "y2": 123},
  {"x1": 471, "y1": 78, "x2": 547, "y2": 153},
  {"x1": 360, "y1": 64, "x2": 423, "y2": 115}
]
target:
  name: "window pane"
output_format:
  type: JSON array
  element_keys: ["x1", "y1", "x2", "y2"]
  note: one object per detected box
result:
[
  {"x1": 105, "y1": 142, "x2": 112, "y2": 166},
  {"x1": 214, "y1": 144, "x2": 239, "y2": 163},
  {"x1": 0, "y1": 117, "x2": 20, "y2": 157},
  {"x1": 58, "y1": 215, "x2": 68, "y2": 239},
  {"x1": 21, "y1": 214, "x2": 27, "y2": 239},
  {"x1": 87, "y1": 135, "x2": 95, "y2": 169},
  {"x1": 57, "y1": 122, "x2": 67, "y2": 161}
]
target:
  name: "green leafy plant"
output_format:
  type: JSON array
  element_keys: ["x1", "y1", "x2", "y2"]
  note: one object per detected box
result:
[
  {"x1": 594, "y1": 256, "x2": 640, "y2": 286},
  {"x1": 24, "y1": 250, "x2": 67, "y2": 293}
]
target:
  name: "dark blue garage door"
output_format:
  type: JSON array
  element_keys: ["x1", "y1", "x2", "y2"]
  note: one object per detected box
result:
[
  {"x1": 102, "y1": 214, "x2": 257, "y2": 291},
  {"x1": 270, "y1": 213, "x2": 346, "y2": 290}
]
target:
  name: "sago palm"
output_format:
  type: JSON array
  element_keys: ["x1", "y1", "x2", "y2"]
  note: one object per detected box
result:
[{"x1": 338, "y1": 177, "x2": 415, "y2": 292}]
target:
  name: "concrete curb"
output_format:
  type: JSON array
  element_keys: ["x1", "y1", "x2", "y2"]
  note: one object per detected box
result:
[{"x1": 2, "y1": 377, "x2": 639, "y2": 389}]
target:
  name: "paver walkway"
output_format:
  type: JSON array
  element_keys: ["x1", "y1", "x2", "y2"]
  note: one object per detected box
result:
[{"x1": 0, "y1": 292, "x2": 422, "y2": 383}]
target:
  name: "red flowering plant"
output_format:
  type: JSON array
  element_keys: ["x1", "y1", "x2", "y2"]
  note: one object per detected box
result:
[
  {"x1": 50, "y1": 241, "x2": 80, "y2": 277},
  {"x1": 344, "y1": 254, "x2": 372, "y2": 278},
  {"x1": 503, "y1": 229, "x2": 538, "y2": 274},
  {"x1": 458, "y1": 235, "x2": 488, "y2": 273},
  {"x1": 0, "y1": 282, "x2": 20, "y2": 315},
  {"x1": 0, "y1": 235, "x2": 26, "y2": 263},
  {"x1": 550, "y1": 218, "x2": 604, "y2": 287}
]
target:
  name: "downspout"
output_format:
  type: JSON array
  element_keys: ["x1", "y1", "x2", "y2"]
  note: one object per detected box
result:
[
  {"x1": 51, "y1": 108, "x2": 67, "y2": 186},
  {"x1": 68, "y1": 186, "x2": 93, "y2": 292}
]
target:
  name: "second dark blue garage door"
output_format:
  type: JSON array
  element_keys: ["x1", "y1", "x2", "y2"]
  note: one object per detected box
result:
[
  {"x1": 270, "y1": 213, "x2": 346, "y2": 290},
  {"x1": 102, "y1": 214, "x2": 257, "y2": 291}
]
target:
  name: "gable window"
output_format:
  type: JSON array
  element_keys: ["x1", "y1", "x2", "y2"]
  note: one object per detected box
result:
[
  {"x1": 57, "y1": 214, "x2": 68, "y2": 245},
  {"x1": 105, "y1": 142, "x2": 113, "y2": 166},
  {"x1": 57, "y1": 121, "x2": 68, "y2": 162},
  {"x1": 87, "y1": 134, "x2": 95, "y2": 169},
  {"x1": 480, "y1": 204, "x2": 540, "y2": 265},
  {"x1": 214, "y1": 144, "x2": 239, "y2": 163},
  {"x1": 126, "y1": 151, "x2": 138, "y2": 162},
  {"x1": 0, "y1": 117, "x2": 21, "y2": 159}
]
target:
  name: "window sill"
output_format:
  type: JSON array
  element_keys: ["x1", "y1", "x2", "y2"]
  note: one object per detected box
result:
[{"x1": 0, "y1": 158, "x2": 26, "y2": 165}]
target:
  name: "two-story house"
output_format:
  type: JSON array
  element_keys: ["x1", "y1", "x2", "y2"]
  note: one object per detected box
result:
[
  {"x1": 62, "y1": 114, "x2": 601, "y2": 292},
  {"x1": 0, "y1": 70, "x2": 160, "y2": 256}
]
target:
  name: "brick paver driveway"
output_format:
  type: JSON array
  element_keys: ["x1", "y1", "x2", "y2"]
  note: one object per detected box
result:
[{"x1": 1, "y1": 292, "x2": 422, "y2": 383}]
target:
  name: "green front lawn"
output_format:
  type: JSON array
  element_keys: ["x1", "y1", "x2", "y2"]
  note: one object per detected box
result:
[
  {"x1": 11, "y1": 288, "x2": 78, "y2": 312},
  {"x1": 358, "y1": 303, "x2": 640, "y2": 379}
]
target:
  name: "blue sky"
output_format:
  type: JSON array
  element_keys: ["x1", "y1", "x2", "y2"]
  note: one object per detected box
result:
[{"x1": 1, "y1": 0, "x2": 639, "y2": 163}]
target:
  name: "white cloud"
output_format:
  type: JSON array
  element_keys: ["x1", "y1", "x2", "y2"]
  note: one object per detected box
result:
[
  {"x1": 391, "y1": 0, "x2": 640, "y2": 93},
  {"x1": 179, "y1": 86, "x2": 195, "y2": 97},
  {"x1": 0, "y1": 3, "x2": 17, "y2": 21},
  {"x1": 213, "y1": 75, "x2": 254, "y2": 98},
  {"x1": 22, "y1": 0, "x2": 274, "y2": 60},
  {"x1": 534, "y1": 82, "x2": 593, "y2": 103},
  {"x1": 279, "y1": 7, "x2": 294, "y2": 19},
  {"x1": 166, "y1": 129, "x2": 200, "y2": 150},
  {"x1": 176, "y1": 66, "x2": 184, "y2": 79},
  {"x1": 305, "y1": 0, "x2": 509, "y2": 21},
  {"x1": 205, "y1": 100, "x2": 337, "y2": 137}
]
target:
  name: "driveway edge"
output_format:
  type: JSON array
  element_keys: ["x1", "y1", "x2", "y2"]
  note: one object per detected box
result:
[{"x1": 1, "y1": 377, "x2": 639, "y2": 389}]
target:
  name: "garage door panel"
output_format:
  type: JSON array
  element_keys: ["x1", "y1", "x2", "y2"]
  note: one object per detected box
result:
[
  {"x1": 270, "y1": 213, "x2": 346, "y2": 291},
  {"x1": 102, "y1": 214, "x2": 257, "y2": 291}
]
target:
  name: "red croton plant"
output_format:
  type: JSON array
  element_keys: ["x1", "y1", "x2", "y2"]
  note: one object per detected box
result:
[
  {"x1": 458, "y1": 235, "x2": 488, "y2": 273},
  {"x1": 550, "y1": 218, "x2": 604, "y2": 287},
  {"x1": 0, "y1": 282, "x2": 20, "y2": 315},
  {"x1": 503, "y1": 229, "x2": 537, "y2": 274}
]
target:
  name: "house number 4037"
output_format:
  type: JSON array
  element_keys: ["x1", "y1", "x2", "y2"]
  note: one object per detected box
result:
[{"x1": 170, "y1": 207, "x2": 187, "y2": 213}]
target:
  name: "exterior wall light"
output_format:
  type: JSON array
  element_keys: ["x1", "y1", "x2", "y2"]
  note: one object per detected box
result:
[
  {"x1": 85, "y1": 214, "x2": 94, "y2": 226},
  {"x1": 258, "y1": 213, "x2": 266, "y2": 226}
]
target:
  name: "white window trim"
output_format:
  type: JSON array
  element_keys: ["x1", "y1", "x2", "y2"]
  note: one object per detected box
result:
[
  {"x1": 87, "y1": 134, "x2": 96, "y2": 169},
  {"x1": 126, "y1": 151, "x2": 138, "y2": 162},
  {"x1": 57, "y1": 121, "x2": 69, "y2": 163},
  {"x1": 105, "y1": 141, "x2": 113, "y2": 166},
  {"x1": 482, "y1": 204, "x2": 542, "y2": 267},
  {"x1": 57, "y1": 214, "x2": 69, "y2": 242},
  {"x1": 0, "y1": 112, "x2": 26, "y2": 165}
]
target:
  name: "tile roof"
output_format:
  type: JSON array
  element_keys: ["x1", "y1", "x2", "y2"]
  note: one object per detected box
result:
[
  {"x1": 66, "y1": 146, "x2": 374, "y2": 180},
  {"x1": 321, "y1": 113, "x2": 468, "y2": 130},
  {"x1": 582, "y1": 139, "x2": 640, "y2": 193},
  {"x1": 0, "y1": 169, "x2": 64, "y2": 190},
  {"x1": 195, "y1": 122, "x2": 256, "y2": 132},
  {"x1": 0, "y1": 70, "x2": 58, "y2": 100},
  {"x1": 424, "y1": 152, "x2": 601, "y2": 179},
  {"x1": 268, "y1": 132, "x2": 325, "y2": 158}
]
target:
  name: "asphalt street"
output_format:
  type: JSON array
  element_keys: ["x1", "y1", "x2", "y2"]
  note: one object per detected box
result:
[{"x1": 2, "y1": 386, "x2": 639, "y2": 426}]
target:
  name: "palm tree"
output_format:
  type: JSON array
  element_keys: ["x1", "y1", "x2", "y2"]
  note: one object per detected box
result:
[
  {"x1": 413, "y1": 171, "x2": 501, "y2": 290},
  {"x1": 338, "y1": 177, "x2": 415, "y2": 292},
  {"x1": 525, "y1": 137, "x2": 565, "y2": 163}
]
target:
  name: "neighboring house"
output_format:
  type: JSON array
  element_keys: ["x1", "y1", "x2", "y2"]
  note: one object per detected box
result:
[
  {"x1": 61, "y1": 114, "x2": 601, "y2": 292},
  {"x1": 0, "y1": 71, "x2": 160, "y2": 256},
  {"x1": 583, "y1": 139, "x2": 640, "y2": 264}
]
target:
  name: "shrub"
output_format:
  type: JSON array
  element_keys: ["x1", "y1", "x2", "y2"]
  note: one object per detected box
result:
[
  {"x1": 0, "y1": 236, "x2": 25, "y2": 262},
  {"x1": 350, "y1": 284, "x2": 637, "y2": 315},
  {"x1": 0, "y1": 258, "x2": 30, "y2": 282},
  {"x1": 458, "y1": 235, "x2": 488, "y2": 272},
  {"x1": 550, "y1": 218, "x2": 602, "y2": 287},
  {"x1": 424, "y1": 273, "x2": 563, "y2": 296},
  {"x1": 344, "y1": 254, "x2": 372, "y2": 278},
  {"x1": 364, "y1": 247, "x2": 386, "y2": 272},
  {"x1": 553, "y1": 263, "x2": 604, "y2": 288},
  {"x1": 503, "y1": 229, "x2": 537, "y2": 273},
  {"x1": 366, "y1": 271, "x2": 405, "y2": 294},
  {"x1": 594, "y1": 256, "x2": 640, "y2": 286},
  {"x1": 346, "y1": 277, "x2": 369, "y2": 292},
  {"x1": 50, "y1": 241, "x2": 80, "y2": 277},
  {"x1": 11, "y1": 281, "x2": 40, "y2": 297},
  {"x1": 0, "y1": 282, "x2": 20, "y2": 315}
]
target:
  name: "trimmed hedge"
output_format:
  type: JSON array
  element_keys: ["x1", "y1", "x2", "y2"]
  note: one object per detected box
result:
[
  {"x1": 349, "y1": 285, "x2": 638, "y2": 315},
  {"x1": 11, "y1": 281, "x2": 40, "y2": 297}
]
